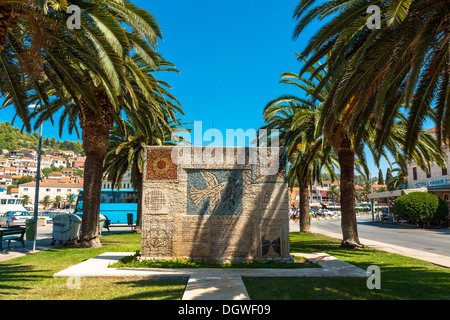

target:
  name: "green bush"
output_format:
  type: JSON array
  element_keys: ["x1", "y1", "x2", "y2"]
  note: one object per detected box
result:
[{"x1": 394, "y1": 192, "x2": 449, "y2": 223}]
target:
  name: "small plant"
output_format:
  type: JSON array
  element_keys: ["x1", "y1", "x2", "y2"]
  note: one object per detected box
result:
[{"x1": 110, "y1": 256, "x2": 319, "y2": 269}]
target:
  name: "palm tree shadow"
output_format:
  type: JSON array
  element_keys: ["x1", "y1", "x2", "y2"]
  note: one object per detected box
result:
[
  {"x1": 112, "y1": 279, "x2": 187, "y2": 300},
  {"x1": 0, "y1": 263, "x2": 50, "y2": 295}
]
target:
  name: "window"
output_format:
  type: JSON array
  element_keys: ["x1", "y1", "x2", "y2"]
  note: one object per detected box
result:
[
  {"x1": 413, "y1": 167, "x2": 417, "y2": 180},
  {"x1": 46, "y1": 188, "x2": 51, "y2": 192},
  {"x1": 67, "y1": 189, "x2": 71, "y2": 192},
  {"x1": 426, "y1": 165, "x2": 431, "y2": 178},
  {"x1": 57, "y1": 189, "x2": 61, "y2": 192},
  {"x1": 442, "y1": 167, "x2": 448, "y2": 176},
  {"x1": 24, "y1": 188, "x2": 28, "y2": 191}
]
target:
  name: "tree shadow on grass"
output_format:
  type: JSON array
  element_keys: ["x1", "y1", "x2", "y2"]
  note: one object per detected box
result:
[
  {"x1": 243, "y1": 262, "x2": 450, "y2": 300},
  {"x1": 112, "y1": 279, "x2": 187, "y2": 300},
  {"x1": 0, "y1": 263, "x2": 50, "y2": 296},
  {"x1": 283, "y1": 232, "x2": 450, "y2": 299}
]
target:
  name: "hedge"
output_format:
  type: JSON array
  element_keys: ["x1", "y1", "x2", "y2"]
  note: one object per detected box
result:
[{"x1": 393, "y1": 192, "x2": 449, "y2": 223}]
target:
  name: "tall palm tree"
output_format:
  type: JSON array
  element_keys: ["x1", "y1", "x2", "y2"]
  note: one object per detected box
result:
[
  {"x1": 104, "y1": 114, "x2": 190, "y2": 232},
  {"x1": 292, "y1": 0, "x2": 448, "y2": 247},
  {"x1": 266, "y1": 60, "x2": 445, "y2": 247},
  {"x1": 1, "y1": 1, "x2": 178, "y2": 247},
  {"x1": 262, "y1": 59, "x2": 339, "y2": 233}
]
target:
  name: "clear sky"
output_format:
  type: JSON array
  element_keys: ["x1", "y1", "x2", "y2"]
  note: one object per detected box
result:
[{"x1": 0, "y1": 0, "x2": 429, "y2": 177}]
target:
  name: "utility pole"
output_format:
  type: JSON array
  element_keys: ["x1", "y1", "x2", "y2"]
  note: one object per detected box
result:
[{"x1": 29, "y1": 104, "x2": 43, "y2": 251}]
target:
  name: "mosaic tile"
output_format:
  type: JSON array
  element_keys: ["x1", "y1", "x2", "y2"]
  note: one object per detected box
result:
[
  {"x1": 146, "y1": 149, "x2": 177, "y2": 180},
  {"x1": 187, "y1": 169, "x2": 243, "y2": 215}
]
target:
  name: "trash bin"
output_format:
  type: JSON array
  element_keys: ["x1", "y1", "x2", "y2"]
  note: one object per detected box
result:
[
  {"x1": 51, "y1": 214, "x2": 82, "y2": 245},
  {"x1": 98, "y1": 214, "x2": 107, "y2": 234},
  {"x1": 127, "y1": 213, "x2": 133, "y2": 226},
  {"x1": 25, "y1": 219, "x2": 35, "y2": 241}
]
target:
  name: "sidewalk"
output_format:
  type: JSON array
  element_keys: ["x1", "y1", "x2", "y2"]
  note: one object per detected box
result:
[{"x1": 0, "y1": 225, "x2": 53, "y2": 262}]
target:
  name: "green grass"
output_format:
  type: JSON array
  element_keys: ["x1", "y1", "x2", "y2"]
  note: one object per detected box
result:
[
  {"x1": 1, "y1": 231, "x2": 449, "y2": 300},
  {"x1": 0, "y1": 233, "x2": 186, "y2": 300},
  {"x1": 110, "y1": 253, "x2": 319, "y2": 269},
  {"x1": 243, "y1": 233, "x2": 450, "y2": 300}
]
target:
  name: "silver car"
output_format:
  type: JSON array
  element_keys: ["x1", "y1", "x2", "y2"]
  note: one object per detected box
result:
[{"x1": 0, "y1": 211, "x2": 33, "y2": 228}]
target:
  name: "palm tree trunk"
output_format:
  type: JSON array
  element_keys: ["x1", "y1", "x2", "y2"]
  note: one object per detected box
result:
[
  {"x1": 79, "y1": 88, "x2": 114, "y2": 248},
  {"x1": 297, "y1": 169, "x2": 311, "y2": 233},
  {"x1": 337, "y1": 137, "x2": 363, "y2": 249}
]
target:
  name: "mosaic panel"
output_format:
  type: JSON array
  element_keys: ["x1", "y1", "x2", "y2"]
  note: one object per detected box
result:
[
  {"x1": 144, "y1": 189, "x2": 168, "y2": 214},
  {"x1": 260, "y1": 227, "x2": 282, "y2": 258},
  {"x1": 187, "y1": 169, "x2": 243, "y2": 215},
  {"x1": 146, "y1": 149, "x2": 177, "y2": 180},
  {"x1": 142, "y1": 219, "x2": 173, "y2": 256}
]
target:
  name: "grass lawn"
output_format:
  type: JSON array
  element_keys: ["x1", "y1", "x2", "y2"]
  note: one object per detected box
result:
[
  {"x1": 0, "y1": 233, "x2": 186, "y2": 300},
  {"x1": 1, "y1": 231, "x2": 449, "y2": 300},
  {"x1": 243, "y1": 232, "x2": 450, "y2": 300}
]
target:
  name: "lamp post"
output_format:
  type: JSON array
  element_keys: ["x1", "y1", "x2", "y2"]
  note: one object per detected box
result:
[
  {"x1": 370, "y1": 172, "x2": 374, "y2": 222},
  {"x1": 29, "y1": 104, "x2": 43, "y2": 252}
]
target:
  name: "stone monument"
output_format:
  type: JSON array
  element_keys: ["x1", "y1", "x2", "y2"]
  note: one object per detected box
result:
[{"x1": 140, "y1": 146, "x2": 291, "y2": 263}]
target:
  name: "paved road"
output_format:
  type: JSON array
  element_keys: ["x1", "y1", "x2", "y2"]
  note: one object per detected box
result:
[{"x1": 291, "y1": 215, "x2": 450, "y2": 258}]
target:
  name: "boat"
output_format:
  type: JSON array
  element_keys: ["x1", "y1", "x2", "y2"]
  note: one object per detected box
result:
[{"x1": 0, "y1": 187, "x2": 28, "y2": 215}]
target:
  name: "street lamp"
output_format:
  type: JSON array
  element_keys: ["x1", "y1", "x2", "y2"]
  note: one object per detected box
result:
[
  {"x1": 29, "y1": 104, "x2": 43, "y2": 252},
  {"x1": 369, "y1": 172, "x2": 374, "y2": 222}
]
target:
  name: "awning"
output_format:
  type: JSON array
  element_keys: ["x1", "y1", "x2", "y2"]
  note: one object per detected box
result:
[{"x1": 367, "y1": 187, "x2": 428, "y2": 199}]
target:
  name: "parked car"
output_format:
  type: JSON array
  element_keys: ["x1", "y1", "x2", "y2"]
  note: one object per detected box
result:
[
  {"x1": 0, "y1": 211, "x2": 33, "y2": 228},
  {"x1": 317, "y1": 209, "x2": 333, "y2": 217},
  {"x1": 309, "y1": 209, "x2": 319, "y2": 218}
]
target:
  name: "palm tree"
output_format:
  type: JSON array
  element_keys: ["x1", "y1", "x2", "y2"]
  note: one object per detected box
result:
[
  {"x1": 104, "y1": 113, "x2": 190, "y2": 232},
  {"x1": 326, "y1": 184, "x2": 340, "y2": 204},
  {"x1": 1, "y1": 1, "x2": 178, "y2": 247},
  {"x1": 292, "y1": 0, "x2": 448, "y2": 248},
  {"x1": 39, "y1": 195, "x2": 51, "y2": 210},
  {"x1": 53, "y1": 195, "x2": 62, "y2": 209},
  {"x1": 262, "y1": 59, "x2": 339, "y2": 233},
  {"x1": 293, "y1": 0, "x2": 449, "y2": 151},
  {"x1": 22, "y1": 195, "x2": 31, "y2": 207},
  {"x1": 66, "y1": 193, "x2": 76, "y2": 209},
  {"x1": 386, "y1": 166, "x2": 408, "y2": 191}
]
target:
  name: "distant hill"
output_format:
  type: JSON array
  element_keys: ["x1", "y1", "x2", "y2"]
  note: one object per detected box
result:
[{"x1": 0, "y1": 122, "x2": 84, "y2": 156}]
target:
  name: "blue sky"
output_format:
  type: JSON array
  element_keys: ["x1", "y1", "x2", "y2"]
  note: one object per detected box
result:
[{"x1": 0, "y1": 0, "x2": 430, "y2": 178}]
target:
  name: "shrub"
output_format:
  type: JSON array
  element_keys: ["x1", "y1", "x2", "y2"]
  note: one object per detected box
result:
[{"x1": 394, "y1": 192, "x2": 449, "y2": 223}]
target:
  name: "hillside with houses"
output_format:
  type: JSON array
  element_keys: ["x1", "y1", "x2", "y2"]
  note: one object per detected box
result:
[{"x1": 0, "y1": 122, "x2": 88, "y2": 208}]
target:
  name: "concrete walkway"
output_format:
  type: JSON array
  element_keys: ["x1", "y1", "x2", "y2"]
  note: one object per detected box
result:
[{"x1": 53, "y1": 251, "x2": 369, "y2": 300}]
